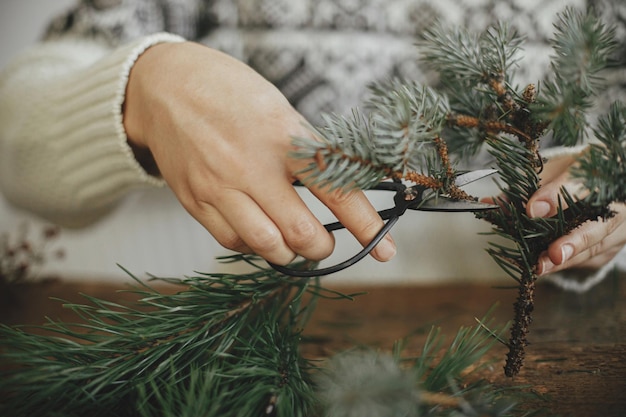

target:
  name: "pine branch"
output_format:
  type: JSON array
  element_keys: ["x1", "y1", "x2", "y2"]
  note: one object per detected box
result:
[
  {"x1": 0, "y1": 255, "x2": 321, "y2": 417},
  {"x1": 1, "y1": 258, "x2": 525, "y2": 416},
  {"x1": 315, "y1": 310, "x2": 520, "y2": 417}
]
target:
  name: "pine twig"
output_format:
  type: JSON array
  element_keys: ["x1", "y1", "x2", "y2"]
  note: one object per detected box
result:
[{"x1": 0, "y1": 255, "x2": 320, "y2": 417}]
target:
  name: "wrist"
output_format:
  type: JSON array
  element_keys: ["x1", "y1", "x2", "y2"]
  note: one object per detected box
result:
[
  {"x1": 123, "y1": 45, "x2": 162, "y2": 149},
  {"x1": 123, "y1": 42, "x2": 177, "y2": 175}
]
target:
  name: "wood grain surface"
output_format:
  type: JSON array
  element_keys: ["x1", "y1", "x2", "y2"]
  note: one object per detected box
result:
[{"x1": 2, "y1": 271, "x2": 625, "y2": 416}]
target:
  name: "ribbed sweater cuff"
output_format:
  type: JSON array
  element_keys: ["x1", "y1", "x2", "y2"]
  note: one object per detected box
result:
[
  {"x1": 540, "y1": 143, "x2": 590, "y2": 160},
  {"x1": 60, "y1": 33, "x2": 185, "y2": 199},
  {"x1": 1, "y1": 33, "x2": 186, "y2": 225}
]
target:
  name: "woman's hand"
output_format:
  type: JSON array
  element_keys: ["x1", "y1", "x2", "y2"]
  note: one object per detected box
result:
[
  {"x1": 527, "y1": 155, "x2": 626, "y2": 276},
  {"x1": 123, "y1": 42, "x2": 396, "y2": 265}
]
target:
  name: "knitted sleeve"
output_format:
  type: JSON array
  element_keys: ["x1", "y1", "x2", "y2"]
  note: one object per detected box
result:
[
  {"x1": 0, "y1": 1, "x2": 214, "y2": 227},
  {"x1": 0, "y1": 33, "x2": 184, "y2": 227}
]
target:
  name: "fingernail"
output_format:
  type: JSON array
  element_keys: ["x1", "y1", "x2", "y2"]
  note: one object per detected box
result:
[
  {"x1": 374, "y1": 235, "x2": 396, "y2": 261},
  {"x1": 560, "y1": 244, "x2": 574, "y2": 264},
  {"x1": 538, "y1": 256, "x2": 554, "y2": 276},
  {"x1": 529, "y1": 201, "x2": 551, "y2": 218}
]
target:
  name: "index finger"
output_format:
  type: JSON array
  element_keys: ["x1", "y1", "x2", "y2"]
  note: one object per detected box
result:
[{"x1": 285, "y1": 119, "x2": 396, "y2": 262}]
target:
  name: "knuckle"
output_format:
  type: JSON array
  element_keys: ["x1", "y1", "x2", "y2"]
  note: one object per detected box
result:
[
  {"x1": 357, "y1": 215, "x2": 384, "y2": 239},
  {"x1": 177, "y1": 192, "x2": 198, "y2": 214},
  {"x1": 285, "y1": 221, "x2": 333, "y2": 260},
  {"x1": 587, "y1": 239, "x2": 606, "y2": 259},
  {"x1": 285, "y1": 220, "x2": 318, "y2": 250},
  {"x1": 306, "y1": 245, "x2": 334, "y2": 261},
  {"x1": 246, "y1": 228, "x2": 284, "y2": 254},
  {"x1": 216, "y1": 231, "x2": 246, "y2": 252},
  {"x1": 324, "y1": 187, "x2": 360, "y2": 208}
]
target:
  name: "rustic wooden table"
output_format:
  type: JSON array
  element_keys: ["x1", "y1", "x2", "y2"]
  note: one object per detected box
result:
[
  {"x1": 304, "y1": 274, "x2": 626, "y2": 417},
  {"x1": 2, "y1": 272, "x2": 625, "y2": 416}
]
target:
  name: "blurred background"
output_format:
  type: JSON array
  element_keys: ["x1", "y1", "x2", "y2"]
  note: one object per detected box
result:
[{"x1": 0, "y1": 0, "x2": 507, "y2": 285}]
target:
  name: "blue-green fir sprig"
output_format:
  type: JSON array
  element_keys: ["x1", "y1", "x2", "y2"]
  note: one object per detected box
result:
[
  {"x1": 291, "y1": 111, "x2": 389, "y2": 192},
  {"x1": 367, "y1": 80, "x2": 452, "y2": 175},
  {"x1": 291, "y1": 83, "x2": 453, "y2": 193},
  {"x1": 417, "y1": 21, "x2": 546, "y2": 166},
  {"x1": 533, "y1": 7, "x2": 618, "y2": 146},
  {"x1": 573, "y1": 101, "x2": 626, "y2": 206},
  {"x1": 550, "y1": 8, "x2": 618, "y2": 94},
  {"x1": 419, "y1": 21, "x2": 523, "y2": 90}
]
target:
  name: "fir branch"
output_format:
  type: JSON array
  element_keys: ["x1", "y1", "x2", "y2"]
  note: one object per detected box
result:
[
  {"x1": 291, "y1": 7, "x2": 619, "y2": 379},
  {"x1": 419, "y1": 21, "x2": 545, "y2": 165},
  {"x1": 550, "y1": 7, "x2": 618, "y2": 94},
  {"x1": 533, "y1": 7, "x2": 618, "y2": 146},
  {"x1": 291, "y1": 83, "x2": 453, "y2": 192},
  {"x1": 574, "y1": 101, "x2": 626, "y2": 205},
  {"x1": 420, "y1": 20, "x2": 526, "y2": 134},
  {"x1": 419, "y1": 22, "x2": 523, "y2": 90},
  {"x1": 291, "y1": 111, "x2": 393, "y2": 191}
]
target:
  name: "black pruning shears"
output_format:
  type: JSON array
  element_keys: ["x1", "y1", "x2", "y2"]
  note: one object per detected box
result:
[{"x1": 269, "y1": 169, "x2": 498, "y2": 277}]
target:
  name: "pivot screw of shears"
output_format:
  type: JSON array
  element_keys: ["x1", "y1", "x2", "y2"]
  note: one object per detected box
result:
[{"x1": 404, "y1": 188, "x2": 419, "y2": 201}]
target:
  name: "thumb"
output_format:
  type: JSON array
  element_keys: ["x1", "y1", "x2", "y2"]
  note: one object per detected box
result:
[
  {"x1": 527, "y1": 171, "x2": 587, "y2": 218},
  {"x1": 527, "y1": 182, "x2": 560, "y2": 218}
]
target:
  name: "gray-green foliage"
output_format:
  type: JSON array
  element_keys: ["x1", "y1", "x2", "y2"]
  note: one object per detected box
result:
[
  {"x1": 534, "y1": 8, "x2": 618, "y2": 146},
  {"x1": 574, "y1": 102, "x2": 626, "y2": 205},
  {"x1": 291, "y1": 83, "x2": 451, "y2": 192}
]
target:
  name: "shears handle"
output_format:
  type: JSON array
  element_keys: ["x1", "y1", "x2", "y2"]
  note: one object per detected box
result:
[
  {"x1": 268, "y1": 214, "x2": 400, "y2": 278},
  {"x1": 269, "y1": 172, "x2": 496, "y2": 277}
]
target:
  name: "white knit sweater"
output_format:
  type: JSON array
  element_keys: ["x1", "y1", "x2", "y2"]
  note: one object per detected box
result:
[
  {"x1": 0, "y1": 0, "x2": 623, "y2": 228},
  {"x1": 0, "y1": 34, "x2": 182, "y2": 226}
]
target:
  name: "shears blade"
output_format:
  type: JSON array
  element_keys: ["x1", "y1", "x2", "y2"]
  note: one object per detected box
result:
[
  {"x1": 417, "y1": 169, "x2": 499, "y2": 212},
  {"x1": 454, "y1": 169, "x2": 498, "y2": 187},
  {"x1": 418, "y1": 197, "x2": 498, "y2": 212}
]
